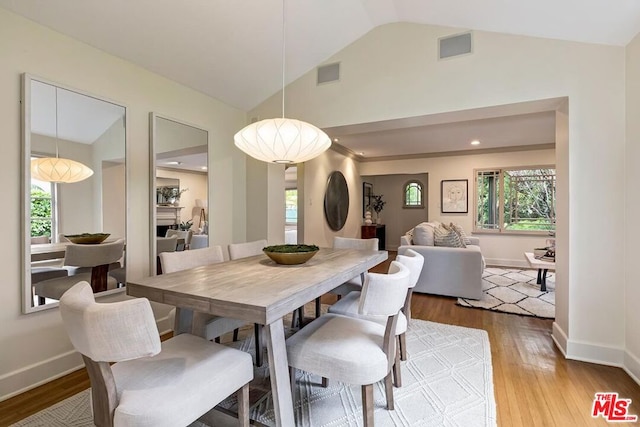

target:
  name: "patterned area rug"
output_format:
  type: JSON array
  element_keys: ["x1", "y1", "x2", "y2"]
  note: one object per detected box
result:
[
  {"x1": 458, "y1": 267, "x2": 555, "y2": 319},
  {"x1": 12, "y1": 320, "x2": 496, "y2": 427}
]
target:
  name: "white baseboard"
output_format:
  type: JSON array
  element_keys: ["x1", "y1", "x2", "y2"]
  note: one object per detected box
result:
[
  {"x1": 551, "y1": 322, "x2": 568, "y2": 356},
  {"x1": 565, "y1": 339, "x2": 625, "y2": 367},
  {"x1": 624, "y1": 350, "x2": 640, "y2": 386},
  {"x1": 485, "y1": 258, "x2": 529, "y2": 268},
  {"x1": 0, "y1": 316, "x2": 174, "y2": 402},
  {"x1": 0, "y1": 350, "x2": 83, "y2": 402}
]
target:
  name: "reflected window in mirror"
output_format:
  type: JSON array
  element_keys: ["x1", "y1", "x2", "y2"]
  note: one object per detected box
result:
[
  {"x1": 22, "y1": 74, "x2": 127, "y2": 313},
  {"x1": 150, "y1": 114, "x2": 209, "y2": 273}
]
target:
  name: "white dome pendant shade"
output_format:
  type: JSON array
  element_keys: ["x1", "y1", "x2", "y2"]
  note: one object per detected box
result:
[
  {"x1": 31, "y1": 157, "x2": 94, "y2": 183},
  {"x1": 234, "y1": 118, "x2": 331, "y2": 164}
]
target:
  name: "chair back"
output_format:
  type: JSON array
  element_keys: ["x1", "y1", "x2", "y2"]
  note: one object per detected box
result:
[
  {"x1": 358, "y1": 261, "x2": 410, "y2": 317},
  {"x1": 395, "y1": 248, "x2": 424, "y2": 288},
  {"x1": 157, "y1": 235, "x2": 178, "y2": 253},
  {"x1": 159, "y1": 245, "x2": 225, "y2": 274},
  {"x1": 64, "y1": 240, "x2": 125, "y2": 268},
  {"x1": 59, "y1": 281, "x2": 160, "y2": 362},
  {"x1": 333, "y1": 236, "x2": 379, "y2": 251},
  {"x1": 229, "y1": 239, "x2": 267, "y2": 260},
  {"x1": 166, "y1": 229, "x2": 193, "y2": 246}
]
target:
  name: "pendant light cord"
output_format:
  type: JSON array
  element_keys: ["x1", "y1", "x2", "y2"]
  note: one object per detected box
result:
[
  {"x1": 54, "y1": 87, "x2": 60, "y2": 158},
  {"x1": 281, "y1": 0, "x2": 286, "y2": 118}
]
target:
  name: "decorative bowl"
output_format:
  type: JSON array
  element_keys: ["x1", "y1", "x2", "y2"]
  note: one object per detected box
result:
[
  {"x1": 65, "y1": 233, "x2": 110, "y2": 244},
  {"x1": 533, "y1": 248, "x2": 547, "y2": 258},
  {"x1": 263, "y1": 244, "x2": 319, "y2": 265}
]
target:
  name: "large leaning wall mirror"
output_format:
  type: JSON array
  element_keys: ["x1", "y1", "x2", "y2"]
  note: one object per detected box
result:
[
  {"x1": 150, "y1": 113, "x2": 209, "y2": 274},
  {"x1": 21, "y1": 74, "x2": 127, "y2": 313}
]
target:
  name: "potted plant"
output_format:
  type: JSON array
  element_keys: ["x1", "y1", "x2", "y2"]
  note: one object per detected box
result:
[
  {"x1": 371, "y1": 195, "x2": 386, "y2": 224},
  {"x1": 179, "y1": 220, "x2": 193, "y2": 231},
  {"x1": 159, "y1": 187, "x2": 188, "y2": 205}
]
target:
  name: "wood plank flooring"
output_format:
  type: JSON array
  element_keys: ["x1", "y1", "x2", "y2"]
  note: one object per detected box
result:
[{"x1": 1, "y1": 257, "x2": 638, "y2": 426}]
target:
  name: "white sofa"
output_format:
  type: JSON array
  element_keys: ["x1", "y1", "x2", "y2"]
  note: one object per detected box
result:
[{"x1": 398, "y1": 231, "x2": 484, "y2": 300}]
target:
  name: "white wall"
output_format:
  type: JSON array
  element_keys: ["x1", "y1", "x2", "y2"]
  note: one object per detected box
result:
[
  {"x1": 625, "y1": 34, "x2": 640, "y2": 383},
  {"x1": 250, "y1": 22, "x2": 628, "y2": 368},
  {"x1": 0, "y1": 8, "x2": 247, "y2": 400},
  {"x1": 362, "y1": 149, "x2": 555, "y2": 265}
]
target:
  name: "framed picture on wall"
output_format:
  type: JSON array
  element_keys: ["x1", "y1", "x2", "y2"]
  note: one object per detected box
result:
[
  {"x1": 441, "y1": 179, "x2": 468, "y2": 213},
  {"x1": 363, "y1": 182, "x2": 373, "y2": 217}
]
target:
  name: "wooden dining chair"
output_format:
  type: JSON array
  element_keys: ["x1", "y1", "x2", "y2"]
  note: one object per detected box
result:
[
  {"x1": 34, "y1": 239, "x2": 125, "y2": 302},
  {"x1": 160, "y1": 246, "x2": 247, "y2": 345},
  {"x1": 228, "y1": 239, "x2": 267, "y2": 367},
  {"x1": 327, "y1": 248, "x2": 425, "y2": 387},
  {"x1": 286, "y1": 261, "x2": 411, "y2": 427},
  {"x1": 60, "y1": 281, "x2": 252, "y2": 427}
]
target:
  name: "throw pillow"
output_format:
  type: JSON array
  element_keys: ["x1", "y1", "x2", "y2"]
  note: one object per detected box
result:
[
  {"x1": 413, "y1": 223, "x2": 437, "y2": 246},
  {"x1": 450, "y1": 223, "x2": 472, "y2": 245},
  {"x1": 434, "y1": 224, "x2": 466, "y2": 248}
]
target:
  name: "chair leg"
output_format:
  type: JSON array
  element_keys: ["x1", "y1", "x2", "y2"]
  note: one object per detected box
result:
[
  {"x1": 321, "y1": 377, "x2": 328, "y2": 388},
  {"x1": 214, "y1": 337, "x2": 220, "y2": 344},
  {"x1": 315, "y1": 296, "x2": 321, "y2": 318},
  {"x1": 393, "y1": 338, "x2": 402, "y2": 388},
  {"x1": 362, "y1": 384, "x2": 374, "y2": 427},
  {"x1": 237, "y1": 383, "x2": 250, "y2": 427},
  {"x1": 254, "y1": 324, "x2": 263, "y2": 367},
  {"x1": 385, "y1": 371, "x2": 395, "y2": 410},
  {"x1": 399, "y1": 332, "x2": 408, "y2": 361},
  {"x1": 289, "y1": 366, "x2": 296, "y2": 395},
  {"x1": 291, "y1": 308, "x2": 298, "y2": 329},
  {"x1": 233, "y1": 328, "x2": 239, "y2": 342}
]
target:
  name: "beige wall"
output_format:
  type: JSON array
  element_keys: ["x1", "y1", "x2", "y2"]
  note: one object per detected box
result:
[
  {"x1": 0, "y1": 8, "x2": 247, "y2": 400},
  {"x1": 156, "y1": 168, "x2": 208, "y2": 229},
  {"x1": 362, "y1": 149, "x2": 556, "y2": 265},
  {"x1": 250, "y1": 22, "x2": 628, "y2": 368},
  {"x1": 625, "y1": 33, "x2": 640, "y2": 383}
]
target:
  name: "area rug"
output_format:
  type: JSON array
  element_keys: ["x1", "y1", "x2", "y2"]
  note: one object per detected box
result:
[
  {"x1": 457, "y1": 267, "x2": 555, "y2": 319},
  {"x1": 12, "y1": 320, "x2": 496, "y2": 427}
]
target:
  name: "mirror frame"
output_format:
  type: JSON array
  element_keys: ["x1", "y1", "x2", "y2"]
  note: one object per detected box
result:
[
  {"x1": 149, "y1": 113, "x2": 209, "y2": 274},
  {"x1": 21, "y1": 74, "x2": 129, "y2": 313}
]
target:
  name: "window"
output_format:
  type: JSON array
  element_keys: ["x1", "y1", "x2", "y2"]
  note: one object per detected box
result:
[
  {"x1": 285, "y1": 189, "x2": 297, "y2": 224},
  {"x1": 475, "y1": 167, "x2": 555, "y2": 233},
  {"x1": 30, "y1": 176, "x2": 57, "y2": 239},
  {"x1": 403, "y1": 180, "x2": 424, "y2": 208}
]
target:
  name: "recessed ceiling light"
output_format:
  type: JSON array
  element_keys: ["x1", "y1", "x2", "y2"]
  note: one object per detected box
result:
[
  {"x1": 166, "y1": 161, "x2": 182, "y2": 165},
  {"x1": 333, "y1": 138, "x2": 340, "y2": 143},
  {"x1": 201, "y1": 166, "x2": 208, "y2": 170},
  {"x1": 357, "y1": 152, "x2": 365, "y2": 156},
  {"x1": 471, "y1": 140, "x2": 481, "y2": 146}
]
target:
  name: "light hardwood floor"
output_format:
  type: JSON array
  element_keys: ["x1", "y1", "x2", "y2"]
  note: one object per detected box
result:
[{"x1": 1, "y1": 258, "x2": 638, "y2": 426}]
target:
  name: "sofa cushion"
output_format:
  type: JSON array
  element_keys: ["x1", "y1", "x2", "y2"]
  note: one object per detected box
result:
[
  {"x1": 413, "y1": 222, "x2": 438, "y2": 246},
  {"x1": 434, "y1": 224, "x2": 466, "y2": 248},
  {"x1": 450, "y1": 223, "x2": 472, "y2": 245}
]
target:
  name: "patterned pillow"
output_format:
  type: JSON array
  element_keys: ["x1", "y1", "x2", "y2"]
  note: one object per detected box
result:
[
  {"x1": 450, "y1": 223, "x2": 472, "y2": 245},
  {"x1": 434, "y1": 224, "x2": 466, "y2": 248}
]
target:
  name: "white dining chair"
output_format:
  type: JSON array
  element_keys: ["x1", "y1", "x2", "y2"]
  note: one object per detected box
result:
[
  {"x1": 34, "y1": 239, "x2": 125, "y2": 302},
  {"x1": 60, "y1": 281, "x2": 252, "y2": 427},
  {"x1": 228, "y1": 239, "x2": 267, "y2": 367},
  {"x1": 327, "y1": 249, "x2": 425, "y2": 386},
  {"x1": 286, "y1": 261, "x2": 411, "y2": 427},
  {"x1": 161, "y1": 246, "x2": 247, "y2": 345},
  {"x1": 166, "y1": 229, "x2": 193, "y2": 250}
]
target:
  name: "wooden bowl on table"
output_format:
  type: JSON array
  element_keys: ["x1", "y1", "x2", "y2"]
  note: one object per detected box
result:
[
  {"x1": 263, "y1": 244, "x2": 319, "y2": 265},
  {"x1": 64, "y1": 233, "x2": 110, "y2": 245}
]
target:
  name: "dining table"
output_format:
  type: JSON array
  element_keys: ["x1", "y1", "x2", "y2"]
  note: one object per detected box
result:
[{"x1": 126, "y1": 247, "x2": 388, "y2": 427}]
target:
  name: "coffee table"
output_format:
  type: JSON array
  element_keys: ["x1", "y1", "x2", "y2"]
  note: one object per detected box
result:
[{"x1": 524, "y1": 252, "x2": 555, "y2": 292}]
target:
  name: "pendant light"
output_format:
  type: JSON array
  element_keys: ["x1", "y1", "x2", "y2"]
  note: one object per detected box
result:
[
  {"x1": 31, "y1": 87, "x2": 94, "y2": 183},
  {"x1": 234, "y1": 0, "x2": 331, "y2": 164}
]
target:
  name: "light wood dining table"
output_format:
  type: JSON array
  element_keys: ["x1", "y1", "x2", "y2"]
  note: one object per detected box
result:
[{"x1": 126, "y1": 247, "x2": 387, "y2": 427}]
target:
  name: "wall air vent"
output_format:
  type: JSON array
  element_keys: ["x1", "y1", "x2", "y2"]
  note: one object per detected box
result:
[
  {"x1": 438, "y1": 32, "x2": 473, "y2": 60},
  {"x1": 317, "y1": 62, "x2": 340, "y2": 85}
]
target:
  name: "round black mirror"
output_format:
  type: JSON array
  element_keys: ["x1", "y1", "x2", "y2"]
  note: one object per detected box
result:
[{"x1": 324, "y1": 171, "x2": 349, "y2": 231}]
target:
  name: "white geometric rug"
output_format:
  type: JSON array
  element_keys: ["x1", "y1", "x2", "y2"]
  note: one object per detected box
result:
[
  {"x1": 12, "y1": 320, "x2": 496, "y2": 427},
  {"x1": 457, "y1": 267, "x2": 555, "y2": 319}
]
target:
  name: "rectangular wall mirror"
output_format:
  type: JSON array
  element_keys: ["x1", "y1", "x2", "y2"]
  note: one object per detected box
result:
[
  {"x1": 150, "y1": 113, "x2": 209, "y2": 274},
  {"x1": 22, "y1": 74, "x2": 127, "y2": 313}
]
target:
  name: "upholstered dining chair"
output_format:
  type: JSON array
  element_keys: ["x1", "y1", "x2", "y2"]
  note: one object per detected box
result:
[
  {"x1": 59, "y1": 281, "x2": 252, "y2": 427},
  {"x1": 228, "y1": 239, "x2": 267, "y2": 367},
  {"x1": 155, "y1": 235, "x2": 178, "y2": 274},
  {"x1": 166, "y1": 229, "x2": 193, "y2": 251},
  {"x1": 160, "y1": 246, "x2": 246, "y2": 345},
  {"x1": 286, "y1": 261, "x2": 411, "y2": 427},
  {"x1": 327, "y1": 249, "x2": 425, "y2": 387},
  {"x1": 34, "y1": 239, "x2": 125, "y2": 303}
]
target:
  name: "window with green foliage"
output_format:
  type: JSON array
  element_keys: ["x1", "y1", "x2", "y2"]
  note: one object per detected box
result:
[
  {"x1": 30, "y1": 178, "x2": 56, "y2": 238},
  {"x1": 285, "y1": 189, "x2": 297, "y2": 224},
  {"x1": 475, "y1": 167, "x2": 555, "y2": 233},
  {"x1": 403, "y1": 180, "x2": 424, "y2": 208}
]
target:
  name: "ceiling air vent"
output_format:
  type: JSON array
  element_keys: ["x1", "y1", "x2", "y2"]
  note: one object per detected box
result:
[
  {"x1": 438, "y1": 32, "x2": 472, "y2": 60},
  {"x1": 317, "y1": 62, "x2": 340, "y2": 85}
]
